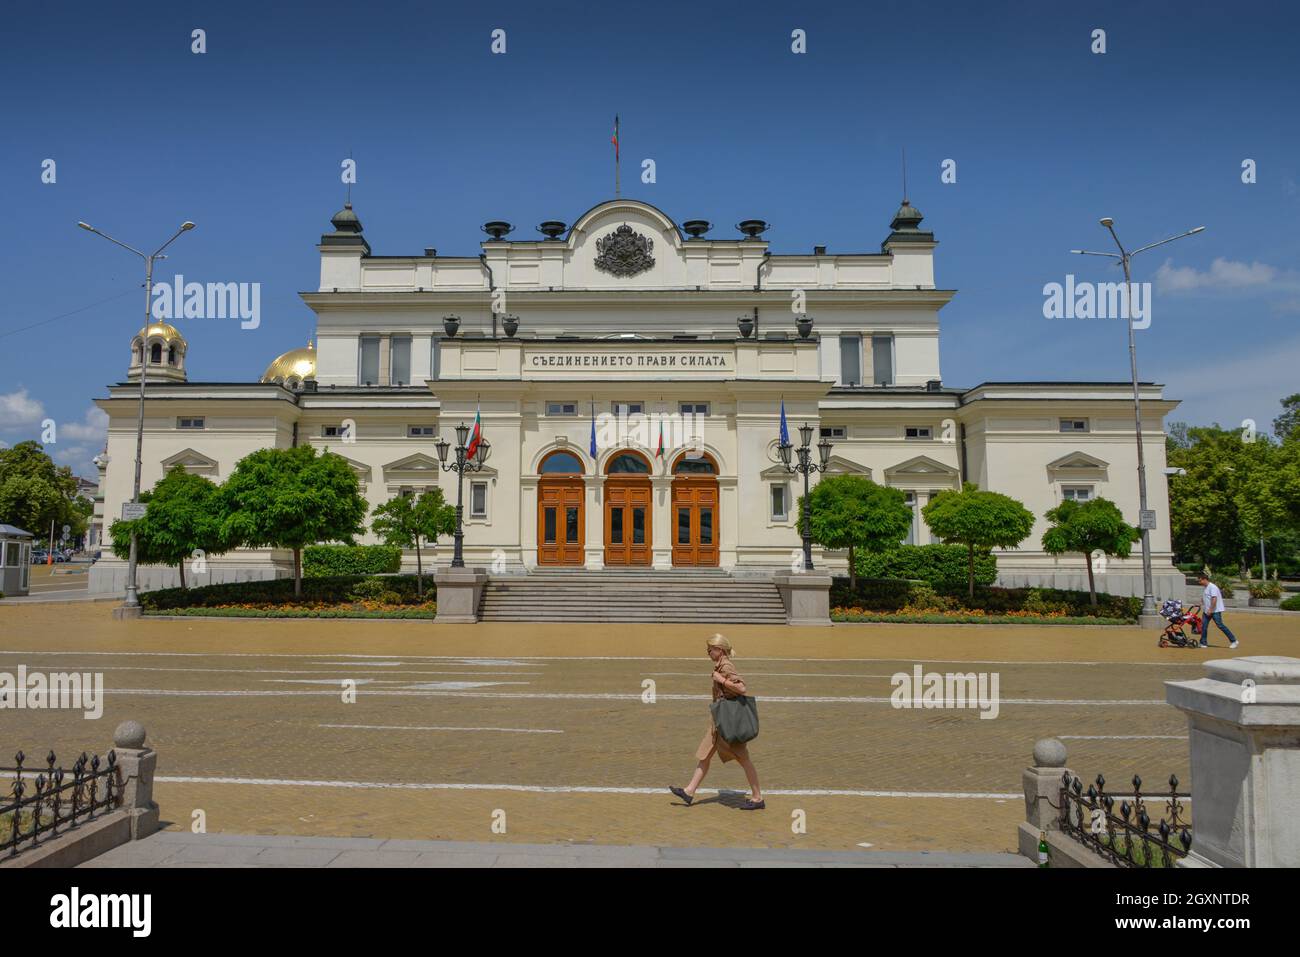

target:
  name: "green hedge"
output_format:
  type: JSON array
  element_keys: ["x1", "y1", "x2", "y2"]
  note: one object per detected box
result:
[
  {"x1": 830, "y1": 577, "x2": 1141, "y2": 620},
  {"x1": 148, "y1": 606, "x2": 435, "y2": 619},
  {"x1": 140, "y1": 574, "x2": 434, "y2": 610},
  {"x1": 832, "y1": 611, "x2": 1130, "y2": 626},
  {"x1": 1281, "y1": 594, "x2": 1300, "y2": 612},
  {"x1": 854, "y1": 545, "x2": 997, "y2": 589},
  {"x1": 303, "y1": 545, "x2": 402, "y2": 578}
]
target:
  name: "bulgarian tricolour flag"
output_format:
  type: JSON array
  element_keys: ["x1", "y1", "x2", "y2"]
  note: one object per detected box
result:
[
  {"x1": 611, "y1": 115, "x2": 620, "y2": 161},
  {"x1": 466, "y1": 404, "x2": 483, "y2": 458},
  {"x1": 655, "y1": 418, "x2": 665, "y2": 459}
]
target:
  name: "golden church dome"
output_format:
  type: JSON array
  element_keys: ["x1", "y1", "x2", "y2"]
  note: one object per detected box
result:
[
  {"x1": 261, "y1": 341, "x2": 317, "y2": 386},
  {"x1": 135, "y1": 321, "x2": 186, "y2": 344}
]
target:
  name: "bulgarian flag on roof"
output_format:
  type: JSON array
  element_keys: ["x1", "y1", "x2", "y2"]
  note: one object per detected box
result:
[
  {"x1": 611, "y1": 115, "x2": 620, "y2": 161},
  {"x1": 466, "y1": 403, "x2": 483, "y2": 458}
]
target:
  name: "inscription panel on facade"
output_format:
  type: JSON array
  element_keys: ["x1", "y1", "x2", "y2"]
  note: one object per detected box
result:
[{"x1": 525, "y1": 346, "x2": 734, "y2": 376}]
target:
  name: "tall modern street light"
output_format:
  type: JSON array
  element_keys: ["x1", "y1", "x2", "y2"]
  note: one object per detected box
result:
[
  {"x1": 778, "y1": 422, "x2": 833, "y2": 571},
  {"x1": 1072, "y1": 218, "x2": 1205, "y2": 623},
  {"x1": 435, "y1": 423, "x2": 491, "y2": 568},
  {"x1": 77, "y1": 219, "x2": 196, "y2": 616}
]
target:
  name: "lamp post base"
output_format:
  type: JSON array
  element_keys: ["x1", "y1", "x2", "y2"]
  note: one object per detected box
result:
[{"x1": 112, "y1": 604, "x2": 143, "y2": 620}]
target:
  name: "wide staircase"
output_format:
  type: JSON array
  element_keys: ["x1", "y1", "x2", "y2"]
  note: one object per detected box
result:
[{"x1": 478, "y1": 569, "x2": 788, "y2": 624}]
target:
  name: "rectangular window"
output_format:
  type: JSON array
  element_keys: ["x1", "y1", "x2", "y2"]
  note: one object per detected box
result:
[
  {"x1": 390, "y1": 336, "x2": 412, "y2": 386},
  {"x1": 177, "y1": 417, "x2": 205, "y2": 430},
  {"x1": 632, "y1": 507, "x2": 646, "y2": 544},
  {"x1": 1059, "y1": 418, "x2": 1090, "y2": 433},
  {"x1": 4, "y1": 543, "x2": 17, "y2": 567},
  {"x1": 872, "y1": 335, "x2": 894, "y2": 385},
  {"x1": 322, "y1": 424, "x2": 346, "y2": 438},
  {"x1": 905, "y1": 426, "x2": 933, "y2": 440},
  {"x1": 770, "y1": 484, "x2": 788, "y2": 521},
  {"x1": 544, "y1": 507, "x2": 557, "y2": 544},
  {"x1": 677, "y1": 508, "x2": 691, "y2": 545},
  {"x1": 565, "y1": 507, "x2": 579, "y2": 544},
  {"x1": 820, "y1": 426, "x2": 846, "y2": 440},
  {"x1": 903, "y1": 492, "x2": 917, "y2": 545},
  {"x1": 358, "y1": 336, "x2": 380, "y2": 385},
  {"x1": 547, "y1": 402, "x2": 578, "y2": 416},
  {"x1": 470, "y1": 482, "x2": 488, "y2": 518},
  {"x1": 612, "y1": 401, "x2": 644, "y2": 416},
  {"x1": 408, "y1": 425, "x2": 436, "y2": 438},
  {"x1": 1062, "y1": 485, "x2": 1093, "y2": 502},
  {"x1": 610, "y1": 507, "x2": 624, "y2": 544},
  {"x1": 839, "y1": 334, "x2": 862, "y2": 386},
  {"x1": 680, "y1": 402, "x2": 710, "y2": 416}
]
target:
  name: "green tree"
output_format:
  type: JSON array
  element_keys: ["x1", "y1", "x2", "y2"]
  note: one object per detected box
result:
[
  {"x1": 220, "y1": 446, "x2": 369, "y2": 596},
  {"x1": 370, "y1": 488, "x2": 456, "y2": 596},
  {"x1": 799, "y1": 474, "x2": 911, "y2": 588},
  {"x1": 108, "y1": 466, "x2": 229, "y2": 587},
  {"x1": 0, "y1": 440, "x2": 85, "y2": 539},
  {"x1": 1273, "y1": 393, "x2": 1300, "y2": 442},
  {"x1": 922, "y1": 482, "x2": 1035, "y2": 598},
  {"x1": 1041, "y1": 497, "x2": 1139, "y2": 606}
]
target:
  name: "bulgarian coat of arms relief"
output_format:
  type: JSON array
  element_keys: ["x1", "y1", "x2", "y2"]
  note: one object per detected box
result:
[{"x1": 594, "y1": 224, "x2": 655, "y2": 277}]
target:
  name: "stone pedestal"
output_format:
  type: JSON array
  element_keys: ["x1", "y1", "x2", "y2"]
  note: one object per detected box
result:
[
  {"x1": 773, "y1": 571, "x2": 832, "y2": 626},
  {"x1": 433, "y1": 567, "x2": 489, "y2": 624},
  {"x1": 1018, "y1": 737, "x2": 1068, "y2": 861},
  {"x1": 111, "y1": 604, "x2": 143, "y2": 620},
  {"x1": 112, "y1": 720, "x2": 159, "y2": 840},
  {"x1": 1165, "y1": 656, "x2": 1300, "y2": 867}
]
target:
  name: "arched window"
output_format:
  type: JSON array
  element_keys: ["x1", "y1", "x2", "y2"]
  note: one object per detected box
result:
[
  {"x1": 672, "y1": 453, "x2": 717, "y2": 475},
  {"x1": 539, "y1": 450, "x2": 585, "y2": 474},
  {"x1": 150, "y1": 342, "x2": 163, "y2": 364},
  {"x1": 606, "y1": 452, "x2": 651, "y2": 474},
  {"x1": 167, "y1": 345, "x2": 176, "y2": 366}
]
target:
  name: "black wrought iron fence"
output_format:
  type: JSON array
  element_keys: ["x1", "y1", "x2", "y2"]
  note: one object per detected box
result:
[
  {"x1": 1, "y1": 749, "x2": 121, "y2": 858},
  {"x1": 1059, "y1": 771, "x2": 1192, "y2": 868}
]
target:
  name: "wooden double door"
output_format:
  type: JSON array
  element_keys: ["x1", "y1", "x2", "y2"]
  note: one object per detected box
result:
[
  {"x1": 604, "y1": 480, "x2": 652, "y2": 566},
  {"x1": 538, "y1": 479, "x2": 584, "y2": 566},
  {"x1": 671, "y1": 479, "x2": 719, "y2": 567}
]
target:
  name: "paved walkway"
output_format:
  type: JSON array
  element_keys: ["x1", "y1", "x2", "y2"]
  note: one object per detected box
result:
[{"x1": 81, "y1": 830, "x2": 1030, "y2": 868}]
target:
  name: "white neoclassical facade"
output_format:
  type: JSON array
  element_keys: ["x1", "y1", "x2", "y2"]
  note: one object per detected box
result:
[{"x1": 89, "y1": 196, "x2": 1182, "y2": 597}]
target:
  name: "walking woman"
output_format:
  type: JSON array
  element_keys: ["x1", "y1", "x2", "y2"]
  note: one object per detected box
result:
[{"x1": 670, "y1": 634, "x2": 764, "y2": 810}]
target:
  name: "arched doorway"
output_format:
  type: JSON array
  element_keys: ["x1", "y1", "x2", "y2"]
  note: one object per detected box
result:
[
  {"x1": 538, "y1": 450, "x2": 585, "y2": 566},
  {"x1": 671, "y1": 451, "x2": 719, "y2": 567},
  {"x1": 604, "y1": 451, "x2": 652, "y2": 567}
]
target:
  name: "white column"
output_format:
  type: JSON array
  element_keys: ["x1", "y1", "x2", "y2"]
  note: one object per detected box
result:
[{"x1": 582, "y1": 474, "x2": 604, "y2": 570}]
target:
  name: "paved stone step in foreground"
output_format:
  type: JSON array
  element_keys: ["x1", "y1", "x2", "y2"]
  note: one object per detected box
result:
[{"x1": 81, "y1": 831, "x2": 1031, "y2": 868}]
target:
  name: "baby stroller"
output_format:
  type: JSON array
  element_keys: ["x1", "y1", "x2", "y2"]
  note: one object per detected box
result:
[{"x1": 1158, "y1": 599, "x2": 1203, "y2": 648}]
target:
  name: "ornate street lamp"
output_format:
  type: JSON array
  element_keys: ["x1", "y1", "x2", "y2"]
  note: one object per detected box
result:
[
  {"x1": 778, "y1": 421, "x2": 832, "y2": 571},
  {"x1": 435, "y1": 422, "x2": 491, "y2": 568}
]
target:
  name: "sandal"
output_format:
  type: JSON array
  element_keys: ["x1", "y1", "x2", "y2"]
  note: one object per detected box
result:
[
  {"x1": 739, "y1": 799, "x2": 766, "y2": 811},
  {"x1": 669, "y1": 786, "x2": 694, "y2": 806}
]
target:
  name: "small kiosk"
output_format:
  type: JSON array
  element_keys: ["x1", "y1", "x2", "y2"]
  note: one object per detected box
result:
[{"x1": 0, "y1": 525, "x2": 33, "y2": 597}]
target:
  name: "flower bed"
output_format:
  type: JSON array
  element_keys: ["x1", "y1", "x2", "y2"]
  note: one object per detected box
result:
[
  {"x1": 830, "y1": 577, "x2": 1141, "y2": 623},
  {"x1": 832, "y1": 607, "x2": 1130, "y2": 625},
  {"x1": 140, "y1": 574, "x2": 436, "y2": 618}
]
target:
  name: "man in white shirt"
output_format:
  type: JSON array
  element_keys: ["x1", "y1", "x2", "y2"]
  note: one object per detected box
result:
[{"x1": 1197, "y1": 573, "x2": 1239, "y2": 649}]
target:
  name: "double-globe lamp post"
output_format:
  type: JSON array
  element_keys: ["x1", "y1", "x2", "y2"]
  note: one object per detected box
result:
[
  {"x1": 1072, "y1": 218, "x2": 1204, "y2": 622},
  {"x1": 77, "y1": 219, "x2": 196, "y2": 614},
  {"x1": 779, "y1": 422, "x2": 832, "y2": 571},
  {"x1": 435, "y1": 423, "x2": 490, "y2": 568}
]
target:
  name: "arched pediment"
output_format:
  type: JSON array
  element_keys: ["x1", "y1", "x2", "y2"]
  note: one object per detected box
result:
[{"x1": 568, "y1": 199, "x2": 682, "y2": 245}]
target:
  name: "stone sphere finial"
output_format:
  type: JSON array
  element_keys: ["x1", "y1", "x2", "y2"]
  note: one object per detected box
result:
[
  {"x1": 1033, "y1": 737, "x2": 1067, "y2": 768},
  {"x1": 113, "y1": 720, "x2": 146, "y2": 749}
]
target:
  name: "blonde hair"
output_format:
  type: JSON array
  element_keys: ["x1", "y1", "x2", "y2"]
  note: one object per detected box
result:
[{"x1": 706, "y1": 634, "x2": 734, "y2": 657}]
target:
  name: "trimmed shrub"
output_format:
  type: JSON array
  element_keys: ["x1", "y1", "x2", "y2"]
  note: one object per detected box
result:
[
  {"x1": 1249, "y1": 580, "x2": 1282, "y2": 600},
  {"x1": 830, "y1": 576, "x2": 1141, "y2": 621},
  {"x1": 855, "y1": 545, "x2": 997, "y2": 590},
  {"x1": 1280, "y1": 594, "x2": 1300, "y2": 611},
  {"x1": 303, "y1": 545, "x2": 402, "y2": 577},
  {"x1": 140, "y1": 574, "x2": 434, "y2": 610}
]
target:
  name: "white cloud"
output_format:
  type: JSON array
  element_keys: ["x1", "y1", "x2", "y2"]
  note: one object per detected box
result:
[
  {"x1": 61, "y1": 406, "x2": 108, "y2": 443},
  {"x1": 0, "y1": 388, "x2": 45, "y2": 430},
  {"x1": 1154, "y1": 257, "x2": 1293, "y2": 293}
]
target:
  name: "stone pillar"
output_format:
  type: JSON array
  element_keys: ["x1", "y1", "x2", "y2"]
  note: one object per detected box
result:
[
  {"x1": 1165, "y1": 656, "x2": 1300, "y2": 867},
  {"x1": 651, "y1": 475, "x2": 673, "y2": 570},
  {"x1": 111, "y1": 720, "x2": 159, "y2": 840},
  {"x1": 433, "y1": 567, "x2": 488, "y2": 624},
  {"x1": 582, "y1": 475, "x2": 604, "y2": 570},
  {"x1": 1018, "y1": 737, "x2": 1070, "y2": 860},
  {"x1": 773, "y1": 570, "x2": 832, "y2": 626}
]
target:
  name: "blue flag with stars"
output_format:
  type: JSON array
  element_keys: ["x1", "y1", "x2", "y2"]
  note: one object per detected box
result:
[
  {"x1": 779, "y1": 399, "x2": 790, "y2": 446},
  {"x1": 589, "y1": 402, "x2": 598, "y2": 458}
]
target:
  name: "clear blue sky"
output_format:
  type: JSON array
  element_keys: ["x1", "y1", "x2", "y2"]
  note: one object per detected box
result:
[{"x1": 3, "y1": 0, "x2": 1297, "y2": 474}]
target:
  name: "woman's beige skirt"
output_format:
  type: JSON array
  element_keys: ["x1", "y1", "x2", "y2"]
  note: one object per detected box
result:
[{"x1": 696, "y1": 719, "x2": 749, "y2": 764}]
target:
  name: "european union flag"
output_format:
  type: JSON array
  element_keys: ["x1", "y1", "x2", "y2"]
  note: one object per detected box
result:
[
  {"x1": 779, "y1": 399, "x2": 790, "y2": 446},
  {"x1": 589, "y1": 402, "x2": 598, "y2": 458}
]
